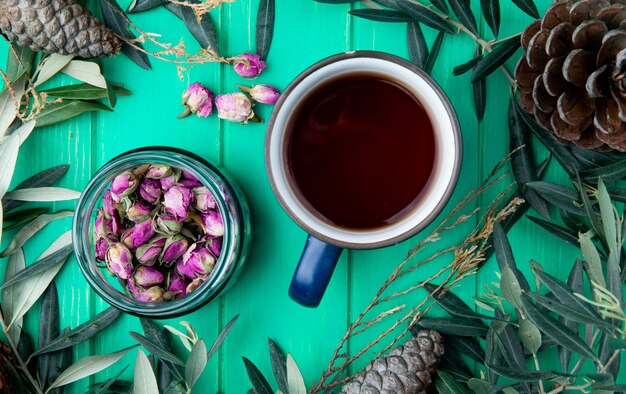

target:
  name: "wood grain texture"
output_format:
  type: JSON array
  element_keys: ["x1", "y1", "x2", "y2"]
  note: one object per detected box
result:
[{"x1": 1, "y1": 0, "x2": 619, "y2": 392}]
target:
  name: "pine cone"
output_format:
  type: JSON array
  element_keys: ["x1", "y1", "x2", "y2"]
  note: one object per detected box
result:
[
  {"x1": 0, "y1": 0, "x2": 121, "y2": 58},
  {"x1": 340, "y1": 330, "x2": 444, "y2": 394},
  {"x1": 514, "y1": 0, "x2": 626, "y2": 151}
]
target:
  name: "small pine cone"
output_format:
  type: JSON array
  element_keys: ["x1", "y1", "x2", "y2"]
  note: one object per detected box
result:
[
  {"x1": 340, "y1": 330, "x2": 444, "y2": 394},
  {"x1": 0, "y1": 0, "x2": 121, "y2": 58},
  {"x1": 514, "y1": 0, "x2": 626, "y2": 151}
]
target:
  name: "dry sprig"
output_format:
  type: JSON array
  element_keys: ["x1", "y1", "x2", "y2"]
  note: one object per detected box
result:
[
  {"x1": 311, "y1": 156, "x2": 525, "y2": 393},
  {"x1": 168, "y1": 0, "x2": 235, "y2": 19}
]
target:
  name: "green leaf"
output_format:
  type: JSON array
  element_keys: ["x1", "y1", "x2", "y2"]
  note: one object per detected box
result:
[
  {"x1": 472, "y1": 71, "x2": 486, "y2": 121},
  {"x1": 446, "y1": 336, "x2": 484, "y2": 363},
  {"x1": 61, "y1": 60, "x2": 106, "y2": 88},
  {"x1": 2, "y1": 248, "x2": 25, "y2": 345},
  {"x1": 448, "y1": 0, "x2": 477, "y2": 35},
  {"x1": 453, "y1": 55, "x2": 482, "y2": 76},
  {"x1": 94, "y1": 366, "x2": 128, "y2": 394},
  {"x1": 133, "y1": 350, "x2": 159, "y2": 394},
  {"x1": 418, "y1": 317, "x2": 487, "y2": 336},
  {"x1": 570, "y1": 145, "x2": 619, "y2": 169},
  {"x1": 423, "y1": 282, "x2": 495, "y2": 321},
  {"x1": 526, "y1": 181, "x2": 586, "y2": 215},
  {"x1": 126, "y1": 0, "x2": 164, "y2": 13},
  {"x1": 526, "y1": 292, "x2": 613, "y2": 330},
  {"x1": 575, "y1": 173, "x2": 604, "y2": 239},
  {"x1": 579, "y1": 231, "x2": 606, "y2": 287},
  {"x1": 527, "y1": 216, "x2": 579, "y2": 247},
  {"x1": 46, "y1": 348, "x2": 132, "y2": 393},
  {"x1": 0, "y1": 132, "x2": 21, "y2": 199},
  {"x1": 100, "y1": 0, "x2": 151, "y2": 69},
  {"x1": 487, "y1": 363, "x2": 556, "y2": 382},
  {"x1": 467, "y1": 378, "x2": 490, "y2": 394},
  {"x1": 4, "y1": 187, "x2": 81, "y2": 202},
  {"x1": 521, "y1": 293, "x2": 598, "y2": 361},
  {"x1": 106, "y1": 83, "x2": 118, "y2": 108},
  {"x1": 38, "y1": 281, "x2": 60, "y2": 390},
  {"x1": 492, "y1": 312, "x2": 526, "y2": 375},
  {"x1": 407, "y1": 22, "x2": 428, "y2": 69},
  {"x1": 519, "y1": 319, "x2": 541, "y2": 354},
  {"x1": 286, "y1": 354, "x2": 306, "y2": 394},
  {"x1": 492, "y1": 222, "x2": 529, "y2": 290},
  {"x1": 0, "y1": 74, "x2": 26, "y2": 135},
  {"x1": 597, "y1": 178, "x2": 618, "y2": 253},
  {"x1": 35, "y1": 100, "x2": 112, "y2": 128},
  {"x1": 1, "y1": 211, "x2": 73, "y2": 257},
  {"x1": 3, "y1": 207, "x2": 49, "y2": 225},
  {"x1": 207, "y1": 314, "x2": 239, "y2": 361},
  {"x1": 533, "y1": 267, "x2": 599, "y2": 318},
  {"x1": 268, "y1": 339, "x2": 288, "y2": 393},
  {"x1": 560, "y1": 258, "x2": 585, "y2": 370},
  {"x1": 481, "y1": 0, "x2": 500, "y2": 38},
  {"x1": 395, "y1": 1, "x2": 456, "y2": 33},
  {"x1": 1, "y1": 244, "x2": 73, "y2": 289},
  {"x1": 140, "y1": 318, "x2": 183, "y2": 382},
  {"x1": 511, "y1": 0, "x2": 539, "y2": 18},
  {"x1": 256, "y1": 0, "x2": 275, "y2": 60},
  {"x1": 6, "y1": 44, "x2": 35, "y2": 82},
  {"x1": 3, "y1": 165, "x2": 70, "y2": 212},
  {"x1": 185, "y1": 339, "x2": 207, "y2": 389},
  {"x1": 471, "y1": 36, "x2": 520, "y2": 83},
  {"x1": 435, "y1": 370, "x2": 471, "y2": 393},
  {"x1": 429, "y1": 0, "x2": 448, "y2": 13},
  {"x1": 164, "y1": 1, "x2": 220, "y2": 55},
  {"x1": 43, "y1": 84, "x2": 129, "y2": 101},
  {"x1": 242, "y1": 356, "x2": 273, "y2": 394},
  {"x1": 425, "y1": 31, "x2": 444, "y2": 74},
  {"x1": 501, "y1": 268, "x2": 523, "y2": 311},
  {"x1": 34, "y1": 54, "x2": 73, "y2": 87},
  {"x1": 48, "y1": 327, "x2": 73, "y2": 394},
  {"x1": 348, "y1": 9, "x2": 412, "y2": 22},
  {"x1": 129, "y1": 332, "x2": 184, "y2": 366},
  {"x1": 31, "y1": 307, "x2": 122, "y2": 358},
  {"x1": 580, "y1": 159, "x2": 626, "y2": 182}
]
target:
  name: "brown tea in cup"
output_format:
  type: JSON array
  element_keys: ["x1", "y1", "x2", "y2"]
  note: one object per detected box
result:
[{"x1": 286, "y1": 74, "x2": 436, "y2": 230}]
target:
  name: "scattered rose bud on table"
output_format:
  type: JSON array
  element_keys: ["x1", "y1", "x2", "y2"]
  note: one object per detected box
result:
[
  {"x1": 93, "y1": 163, "x2": 225, "y2": 302},
  {"x1": 232, "y1": 53, "x2": 266, "y2": 78},
  {"x1": 215, "y1": 92, "x2": 255, "y2": 123},
  {"x1": 240, "y1": 84, "x2": 280, "y2": 105},
  {"x1": 179, "y1": 82, "x2": 214, "y2": 119}
]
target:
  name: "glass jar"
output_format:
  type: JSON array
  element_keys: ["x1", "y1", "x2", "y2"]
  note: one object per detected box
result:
[{"x1": 72, "y1": 147, "x2": 251, "y2": 318}]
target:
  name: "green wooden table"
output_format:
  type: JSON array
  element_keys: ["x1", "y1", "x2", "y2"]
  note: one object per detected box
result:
[{"x1": 0, "y1": 0, "x2": 586, "y2": 392}]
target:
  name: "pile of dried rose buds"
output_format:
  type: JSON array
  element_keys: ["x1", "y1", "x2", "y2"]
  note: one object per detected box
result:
[{"x1": 93, "y1": 163, "x2": 224, "y2": 303}]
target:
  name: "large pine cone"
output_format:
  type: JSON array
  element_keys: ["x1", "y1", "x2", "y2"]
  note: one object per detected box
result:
[
  {"x1": 514, "y1": 0, "x2": 626, "y2": 151},
  {"x1": 0, "y1": 0, "x2": 121, "y2": 58},
  {"x1": 340, "y1": 330, "x2": 444, "y2": 394}
]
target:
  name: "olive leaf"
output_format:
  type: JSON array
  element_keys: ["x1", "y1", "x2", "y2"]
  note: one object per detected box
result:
[
  {"x1": 256, "y1": 0, "x2": 275, "y2": 60},
  {"x1": 0, "y1": 132, "x2": 21, "y2": 200},
  {"x1": 493, "y1": 313, "x2": 526, "y2": 373},
  {"x1": 487, "y1": 363, "x2": 557, "y2": 382},
  {"x1": 471, "y1": 36, "x2": 520, "y2": 83},
  {"x1": 472, "y1": 71, "x2": 486, "y2": 121},
  {"x1": 435, "y1": 370, "x2": 471, "y2": 393},
  {"x1": 519, "y1": 319, "x2": 541, "y2": 354},
  {"x1": 2, "y1": 248, "x2": 25, "y2": 345},
  {"x1": 492, "y1": 222, "x2": 529, "y2": 291},
  {"x1": 448, "y1": 0, "x2": 477, "y2": 35},
  {"x1": 43, "y1": 84, "x2": 131, "y2": 101},
  {"x1": 129, "y1": 332, "x2": 184, "y2": 366},
  {"x1": 35, "y1": 100, "x2": 112, "y2": 128},
  {"x1": 579, "y1": 231, "x2": 606, "y2": 287},
  {"x1": 395, "y1": 1, "x2": 455, "y2": 33},
  {"x1": 597, "y1": 179, "x2": 618, "y2": 253},
  {"x1": 2, "y1": 165, "x2": 70, "y2": 212},
  {"x1": 185, "y1": 339, "x2": 207, "y2": 390},
  {"x1": 526, "y1": 181, "x2": 586, "y2": 216},
  {"x1": 418, "y1": 317, "x2": 488, "y2": 337},
  {"x1": 520, "y1": 293, "x2": 598, "y2": 361},
  {"x1": 481, "y1": 0, "x2": 500, "y2": 38},
  {"x1": 92, "y1": 366, "x2": 128, "y2": 394},
  {"x1": 100, "y1": 0, "x2": 151, "y2": 69},
  {"x1": 429, "y1": 0, "x2": 448, "y2": 14},
  {"x1": 560, "y1": 258, "x2": 584, "y2": 370},
  {"x1": 126, "y1": 0, "x2": 164, "y2": 13},
  {"x1": 287, "y1": 354, "x2": 307, "y2": 394},
  {"x1": 4, "y1": 187, "x2": 81, "y2": 202},
  {"x1": 452, "y1": 55, "x2": 482, "y2": 76},
  {"x1": 570, "y1": 145, "x2": 618, "y2": 169},
  {"x1": 269, "y1": 339, "x2": 288, "y2": 393},
  {"x1": 38, "y1": 281, "x2": 60, "y2": 390},
  {"x1": 407, "y1": 22, "x2": 428, "y2": 69},
  {"x1": 207, "y1": 314, "x2": 239, "y2": 361},
  {"x1": 61, "y1": 60, "x2": 107, "y2": 89},
  {"x1": 467, "y1": 379, "x2": 491, "y2": 394},
  {"x1": 446, "y1": 336, "x2": 484, "y2": 363},
  {"x1": 3, "y1": 208, "x2": 49, "y2": 230},
  {"x1": 29, "y1": 307, "x2": 122, "y2": 359},
  {"x1": 140, "y1": 319, "x2": 184, "y2": 382},
  {"x1": 1, "y1": 244, "x2": 73, "y2": 289},
  {"x1": 6, "y1": 43, "x2": 36, "y2": 82},
  {"x1": 525, "y1": 292, "x2": 613, "y2": 330},
  {"x1": 373, "y1": 0, "x2": 398, "y2": 8},
  {"x1": 134, "y1": 350, "x2": 159, "y2": 394},
  {"x1": 164, "y1": 1, "x2": 220, "y2": 54},
  {"x1": 1, "y1": 211, "x2": 73, "y2": 257},
  {"x1": 348, "y1": 9, "x2": 412, "y2": 22},
  {"x1": 532, "y1": 266, "x2": 599, "y2": 318},
  {"x1": 106, "y1": 83, "x2": 118, "y2": 108},
  {"x1": 422, "y1": 282, "x2": 496, "y2": 321},
  {"x1": 511, "y1": 0, "x2": 539, "y2": 19},
  {"x1": 243, "y1": 356, "x2": 274, "y2": 394},
  {"x1": 34, "y1": 55, "x2": 73, "y2": 87},
  {"x1": 424, "y1": 31, "x2": 444, "y2": 74},
  {"x1": 527, "y1": 216, "x2": 579, "y2": 248},
  {"x1": 48, "y1": 327, "x2": 73, "y2": 394}
]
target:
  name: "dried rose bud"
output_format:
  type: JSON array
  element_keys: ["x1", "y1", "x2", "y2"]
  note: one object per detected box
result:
[
  {"x1": 180, "y1": 82, "x2": 214, "y2": 118},
  {"x1": 132, "y1": 164, "x2": 150, "y2": 177},
  {"x1": 155, "y1": 214, "x2": 183, "y2": 236},
  {"x1": 110, "y1": 171, "x2": 139, "y2": 198},
  {"x1": 95, "y1": 237, "x2": 109, "y2": 261},
  {"x1": 95, "y1": 209, "x2": 114, "y2": 239},
  {"x1": 134, "y1": 266, "x2": 165, "y2": 287},
  {"x1": 201, "y1": 210, "x2": 224, "y2": 237},
  {"x1": 126, "y1": 201, "x2": 153, "y2": 223},
  {"x1": 167, "y1": 272, "x2": 188, "y2": 299},
  {"x1": 176, "y1": 244, "x2": 216, "y2": 279},
  {"x1": 139, "y1": 178, "x2": 162, "y2": 205},
  {"x1": 206, "y1": 237, "x2": 222, "y2": 257},
  {"x1": 215, "y1": 93, "x2": 255, "y2": 123},
  {"x1": 146, "y1": 164, "x2": 173, "y2": 179},
  {"x1": 249, "y1": 84, "x2": 280, "y2": 105},
  {"x1": 179, "y1": 179, "x2": 202, "y2": 189},
  {"x1": 102, "y1": 190, "x2": 118, "y2": 219},
  {"x1": 163, "y1": 185, "x2": 194, "y2": 222},
  {"x1": 135, "y1": 235, "x2": 166, "y2": 266},
  {"x1": 160, "y1": 171, "x2": 181, "y2": 191},
  {"x1": 232, "y1": 53, "x2": 266, "y2": 78},
  {"x1": 134, "y1": 285, "x2": 165, "y2": 302},
  {"x1": 106, "y1": 243, "x2": 133, "y2": 280},
  {"x1": 121, "y1": 219, "x2": 155, "y2": 250},
  {"x1": 186, "y1": 278, "x2": 205, "y2": 294},
  {"x1": 192, "y1": 187, "x2": 216, "y2": 213},
  {"x1": 161, "y1": 235, "x2": 189, "y2": 263},
  {"x1": 182, "y1": 171, "x2": 199, "y2": 182}
]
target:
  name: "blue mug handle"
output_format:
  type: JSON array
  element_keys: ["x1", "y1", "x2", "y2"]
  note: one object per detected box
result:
[{"x1": 288, "y1": 235, "x2": 343, "y2": 307}]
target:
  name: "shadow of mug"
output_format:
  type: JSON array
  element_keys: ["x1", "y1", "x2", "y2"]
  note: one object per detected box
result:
[{"x1": 265, "y1": 51, "x2": 462, "y2": 307}]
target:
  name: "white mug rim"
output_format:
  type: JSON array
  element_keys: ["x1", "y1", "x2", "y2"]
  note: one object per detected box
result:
[{"x1": 265, "y1": 51, "x2": 462, "y2": 249}]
